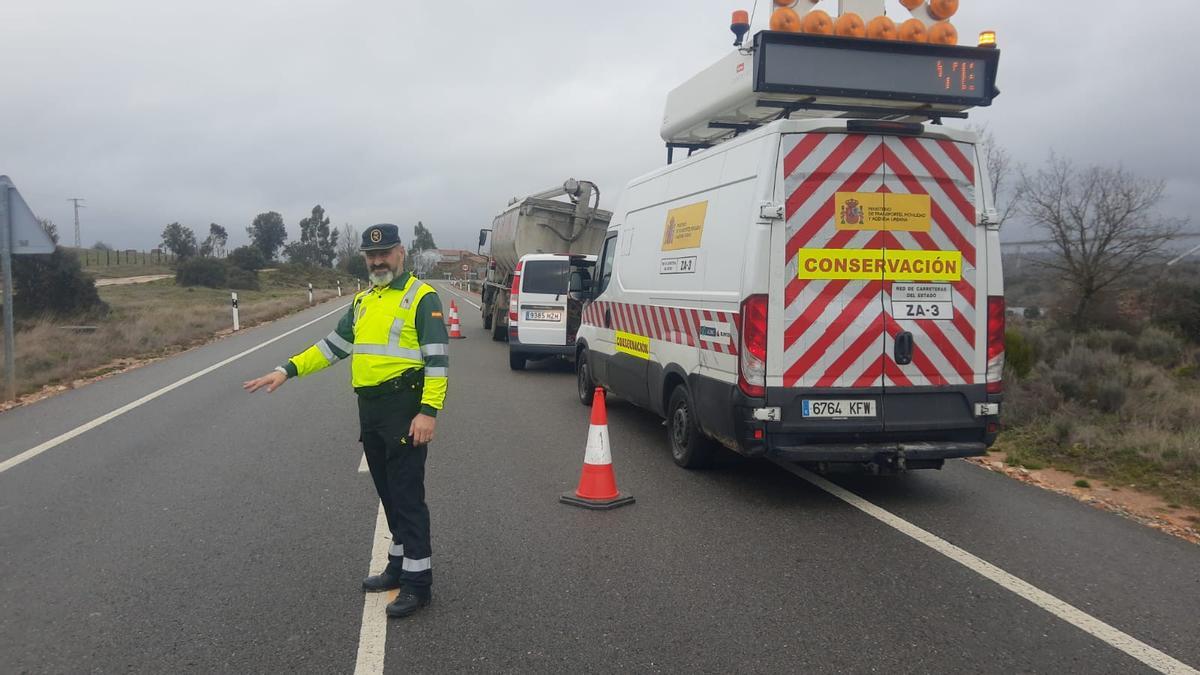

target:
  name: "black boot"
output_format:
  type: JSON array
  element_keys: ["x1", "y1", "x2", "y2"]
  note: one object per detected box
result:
[
  {"x1": 385, "y1": 588, "x2": 431, "y2": 618},
  {"x1": 362, "y1": 571, "x2": 402, "y2": 592}
]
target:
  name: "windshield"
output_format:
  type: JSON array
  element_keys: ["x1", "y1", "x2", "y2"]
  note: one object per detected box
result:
[{"x1": 521, "y1": 260, "x2": 569, "y2": 295}]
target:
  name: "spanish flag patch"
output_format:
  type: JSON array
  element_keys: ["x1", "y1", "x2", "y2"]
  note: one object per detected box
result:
[{"x1": 430, "y1": 311, "x2": 443, "y2": 318}]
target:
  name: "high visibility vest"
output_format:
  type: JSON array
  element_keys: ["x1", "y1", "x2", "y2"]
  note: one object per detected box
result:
[{"x1": 346, "y1": 275, "x2": 439, "y2": 388}]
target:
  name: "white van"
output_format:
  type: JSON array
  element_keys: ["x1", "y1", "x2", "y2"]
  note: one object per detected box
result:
[
  {"x1": 508, "y1": 253, "x2": 596, "y2": 371},
  {"x1": 575, "y1": 118, "x2": 1004, "y2": 471}
]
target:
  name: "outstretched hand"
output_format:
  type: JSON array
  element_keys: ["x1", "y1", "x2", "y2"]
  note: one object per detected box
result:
[{"x1": 243, "y1": 370, "x2": 287, "y2": 394}]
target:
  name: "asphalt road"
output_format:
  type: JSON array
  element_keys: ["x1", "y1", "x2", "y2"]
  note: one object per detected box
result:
[{"x1": 1, "y1": 282, "x2": 1197, "y2": 674}]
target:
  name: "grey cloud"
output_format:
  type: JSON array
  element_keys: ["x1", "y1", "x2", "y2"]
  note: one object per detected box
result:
[{"x1": 3, "y1": 1, "x2": 1197, "y2": 250}]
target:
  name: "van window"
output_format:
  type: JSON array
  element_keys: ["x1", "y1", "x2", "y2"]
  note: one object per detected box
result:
[
  {"x1": 521, "y1": 260, "x2": 569, "y2": 294},
  {"x1": 595, "y1": 234, "x2": 618, "y2": 296}
]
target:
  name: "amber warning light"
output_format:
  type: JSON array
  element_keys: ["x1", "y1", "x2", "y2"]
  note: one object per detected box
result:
[
  {"x1": 731, "y1": 10, "x2": 750, "y2": 46},
  {"x1": 978, "y1": 30, "x2": 997, "y2": 48}
]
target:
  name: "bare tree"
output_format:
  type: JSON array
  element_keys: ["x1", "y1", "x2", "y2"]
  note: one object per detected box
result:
[
  {"x1": 335, "y1": 223, "x2": 359, "y2": 270},
  {"x1": 37, "y1": 218, "x2": 59, "y2": 245},
  {"x1": 411, "y1": 249, "x2": 442, "y2": 278},
  {"x1": 970, "y1": 125, "x2": 1023, "y2": 227},
  {"x1": 1021, "y1": 154, "x2": 1181, "y2": 329}
]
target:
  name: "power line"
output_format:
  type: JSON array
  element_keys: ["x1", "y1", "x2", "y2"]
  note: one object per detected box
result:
[
  {"x1": 1000, "y1": 232, "x2": 1200, "y2": 248},
  {"x1": 67, "y1": 197, "x2": 86, "y2": 248}
]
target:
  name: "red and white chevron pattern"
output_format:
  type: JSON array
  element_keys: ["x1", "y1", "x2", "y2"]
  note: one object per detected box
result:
[
  {"x1": 781, "y1": 133, "x2": 979, "y2": 389},
  {"x1": 582, "y1": 301, "x2": 739, "y2": 355}
]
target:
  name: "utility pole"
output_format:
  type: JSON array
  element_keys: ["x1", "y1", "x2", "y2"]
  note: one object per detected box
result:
[{"x1": 67, "y1": 197, "x2": 85, "y2": 248}]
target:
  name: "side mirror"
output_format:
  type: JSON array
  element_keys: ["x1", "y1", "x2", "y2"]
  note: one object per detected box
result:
[{"x1": 568, "y1": 271, "x2": 592, "y2": 297}]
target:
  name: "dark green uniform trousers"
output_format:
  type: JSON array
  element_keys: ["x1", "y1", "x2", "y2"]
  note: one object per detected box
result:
[{"x1": 357, "y1": 376, "x2": 432, "y2": 591}]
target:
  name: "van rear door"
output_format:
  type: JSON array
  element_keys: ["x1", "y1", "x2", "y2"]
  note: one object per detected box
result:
[
  {"x1": 771, "y1": 132, "x2": 887, "y2": 436},
  {"x1": 517, "y1": 258, "x2": 570, "y2": 346},
  {"x1": 879, "y1": 135, "x2": 984, "y2": 433}
]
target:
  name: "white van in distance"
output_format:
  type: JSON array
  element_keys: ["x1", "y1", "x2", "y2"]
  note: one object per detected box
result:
[
  {"x1": 575, "y1": 118, "x2": 1004, "y2": 472},
  {"x1": 507, "y1": 253, "x2": 596, "y2": 371}
]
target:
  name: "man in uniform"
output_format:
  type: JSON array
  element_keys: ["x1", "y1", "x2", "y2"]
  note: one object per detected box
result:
[{"x1": 243, "y1": 223, "x2": 448, "y2": 618}]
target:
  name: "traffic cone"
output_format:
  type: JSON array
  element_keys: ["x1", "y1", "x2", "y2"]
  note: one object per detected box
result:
[
  {"x1": 448, "y1": 303, "x2": 465, "y2": 339},
  {"x1": 445, "y1": 300, "x2": 457, "y2": 325},
  {"x1": 560, "y1": 388, "x2": 635, "y2": 510}
]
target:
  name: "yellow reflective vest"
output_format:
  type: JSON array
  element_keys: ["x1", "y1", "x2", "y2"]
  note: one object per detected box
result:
[{"x1": 283, "y1": 274, "x2": 448, "y2": 416}]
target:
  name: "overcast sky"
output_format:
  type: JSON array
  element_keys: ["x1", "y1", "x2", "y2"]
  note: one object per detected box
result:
[{"x1": 3, "y1": 1, "x2": 1197, "y2": 251}]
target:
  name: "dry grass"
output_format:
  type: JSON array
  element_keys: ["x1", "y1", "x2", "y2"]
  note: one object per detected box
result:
[
  {"x1": 1, "y1": 276, "x2": 349, "y2": 399},
  {"x1": 1000, "y1": 322, "x2": 1200, "y2": 508},
  {"x1": 83, "y1": 262, "x2": 177, "y2": 279}
]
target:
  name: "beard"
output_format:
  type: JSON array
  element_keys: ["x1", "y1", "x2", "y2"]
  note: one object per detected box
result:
[{"x1": 369, "y1": 268, "x2": 395, "y2": 287}]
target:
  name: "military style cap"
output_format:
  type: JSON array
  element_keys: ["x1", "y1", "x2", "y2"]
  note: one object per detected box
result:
[{"x1": 360, "y1": 224, "x2": 401, "y2": 251}]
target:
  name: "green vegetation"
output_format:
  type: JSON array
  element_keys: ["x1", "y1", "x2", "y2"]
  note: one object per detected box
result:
[
  {"x1": 1074, "y1": 479, "x2": 1091, "y2": 489},
  {"x1": 999, "y1": 319, "x2": 1200, "y2": 509},
  {"x1": 247, "y1": 211, "x2": 288, "y2": 261},
  {"x1": 283, "y1": 205, "x2": 338, "y2": 268},
  {"x1": 11, "y1": 247, "x2": 108, "y2": 318},
  {"x1": 175, "y1": 257, "x2": 229, "y2": 288},
  {"x1": 1, "y1": 266, "x2": 354, "y2": 399},
  {"x1": 228, "y1": 245, "x2": 267, "y2": 271},
  {"x1": 160, "y1": 222, "x2": 198, "y2": 258}
]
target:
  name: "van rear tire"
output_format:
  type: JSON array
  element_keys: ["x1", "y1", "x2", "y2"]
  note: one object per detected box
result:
[
  {"x1": 667, "y1": 385, "x2": 716, "y2": 469},
  {"x1": 508, "y1": 350, "x2": 526, "y2": 371}
]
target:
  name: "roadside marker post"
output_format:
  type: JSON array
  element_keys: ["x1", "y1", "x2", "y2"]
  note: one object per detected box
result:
[
  {"x1": 231, "y1": 292, "x2": 240, "y2": 331},
  {"x1": 337, "y1": 280, "x2": 342, "y2": 297},
  {"x1": 308, "y1": 282, "x2": 314, "y2": 305}
]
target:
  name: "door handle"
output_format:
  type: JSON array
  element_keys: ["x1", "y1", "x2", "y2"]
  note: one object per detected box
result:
[
  {"x1": 604, "y1": 309, "x2": 612, "y2": 329},
  {"x1": 894, "y1": 331, "x2": 914, "y2": 366}
]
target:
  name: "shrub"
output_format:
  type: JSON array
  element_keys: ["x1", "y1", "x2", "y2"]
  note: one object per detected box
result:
[
  {"x1": 1147, "y1": 279, "x2": 1200, "y2": 343},
  {"x1": 175, "y1": 257, "x2": 228, "y2": 288},
  {"x1": 1003, "y1": 376, "x2": 1062, "y2": 426},
  {"x1": 1005, "y1": 328, "x2": 1036, "y2": 379},
  {"x1": 227, "y1": 267, "x2": 260, "y2": 291},
  {"x1": 1023, "y1": 306, "x2": 1042, "y2": 320},
  {"x1": 1084, "y1": 330, "x2": 1137, "y2": 356},
  {"x1": 1026, "y1": 326, "x2": 1073, "y2": 363},
  {"x1": 11, "y1": 247, "x2": 108, "y2": 319},
  {"x1": 228, "y1": 245, "x2": 266, "y2": 271},
  {"x1": 1047, "y1": 345, "x2": 1122, "y2": 407},
  {"x1": 1135, "y1": 327, "x2": 1183, "y2": 367},
  {"x1": 1094, "y1": 378, "x2": 1127, "y2": 414},
  {"x1": 271, "y1": 263, "x2": 346, "y2": 288}
]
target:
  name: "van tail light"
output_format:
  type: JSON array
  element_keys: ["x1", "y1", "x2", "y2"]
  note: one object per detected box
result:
[
  {"x1": 739, "y1": 294, "x2": 768, "y2": 398},
  {"x1": 508, "y1": 261, "x2": 523, "y2": 323},
  {"x1": 986, "y1": 296, "x2": 1005, "y2": 393}
]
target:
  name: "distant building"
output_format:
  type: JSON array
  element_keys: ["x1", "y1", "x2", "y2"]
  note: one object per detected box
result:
[{"x1": 433, "y1": 249, "x2": 488, "y2": 280}]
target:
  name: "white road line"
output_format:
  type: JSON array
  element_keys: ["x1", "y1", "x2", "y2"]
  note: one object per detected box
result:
[
  {"x1": 353, "y1": 503, "x2": 394, "y2": 675},
  {"x1": 775, "y1": 461, "x2": 1199, "y2": 675},
  {"x1": 358, "y1": 453, "x2": 369, "y2": 473},
  {"x1": 0, "y1": 303, "x2": 351, "y2": 476},
  {"x1": 433, "y1": 282, "x2": 480, "y2": 310}
]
